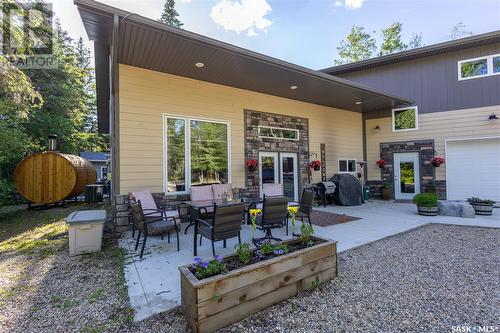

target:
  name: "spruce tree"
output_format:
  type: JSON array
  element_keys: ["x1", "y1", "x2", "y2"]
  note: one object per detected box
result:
[{"x1": 159, "y1": 0, "x2": 183, "y2": 28}]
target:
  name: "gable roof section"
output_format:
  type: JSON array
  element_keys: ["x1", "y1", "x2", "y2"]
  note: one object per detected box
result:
[
  {"x1": 322, "y1": 30, "x2": 500, "y2": 75},
  {"x1": 75, "y1": 0, "x2": 413, "y2": 134},
  {"x1": 80, "y1": 151, "x2": 107, "y2": 161}
]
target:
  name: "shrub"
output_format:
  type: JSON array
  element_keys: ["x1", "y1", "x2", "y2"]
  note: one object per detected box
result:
[
  {"x1": 467, "y1": 197, "x2": 496, "y2": 205},
  {"x1": 0, "y1": 180, "x2": 20, "y2": 206},
  {"x1": 412, "y1": 193, "x2": 438, "y2": 207},
  {"x1": 235, "y1": 243, "x2": 252, "y2": 264}
]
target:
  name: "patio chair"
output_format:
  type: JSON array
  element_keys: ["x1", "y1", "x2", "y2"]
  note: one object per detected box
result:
[
  {"x1": 294, "y1": 189, "x2": 314, "y2": 227},
  {"x1": 130, "y1": 200, "x2": 180, "y2": 259},
  {"x1": 253, "y1": 195, "x2": 289, "y2": 244},
  {"x1": 194, "y1": 202, "x2": 245, "y2": 257},
  {"x1": 129, "y1": 190, "x2": 180, "y2": 237}
]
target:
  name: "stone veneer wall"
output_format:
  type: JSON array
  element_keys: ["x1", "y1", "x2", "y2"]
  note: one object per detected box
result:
[
  {"x1": 244, "y1": 110, "x2": 309, "y2": 198},
  {"x1": 367, "y1": 139, "x2": 446, "y2": 200}
]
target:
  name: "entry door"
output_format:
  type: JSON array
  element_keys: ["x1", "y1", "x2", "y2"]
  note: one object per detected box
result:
[
  {"x1": 394, "y1": 152, "x2": 420, "y2": 200},
  {"x1": 280, "y1": 153, "x2": 298, "y2": 202}
]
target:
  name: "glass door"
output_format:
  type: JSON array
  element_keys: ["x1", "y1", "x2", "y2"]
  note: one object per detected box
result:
[
  {"x1": 280, "y1": 153, "x2": 298, "y2": 202},
  {"x1": 259, "y1": 152, "x2": 279, "y2": 195},
  {"x1": 394, "y1": 152, "x2": 420, "y2": 200}
]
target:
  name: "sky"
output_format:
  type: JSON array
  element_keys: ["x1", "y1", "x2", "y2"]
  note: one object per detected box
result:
[{"x1": 53, "y1": 0, "x2": 500, "y2": 70}]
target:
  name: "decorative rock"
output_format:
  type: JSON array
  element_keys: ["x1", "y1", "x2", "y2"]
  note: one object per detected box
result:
[{"x1": 438, "y1": 201, "x2": 475, "y2": 218}]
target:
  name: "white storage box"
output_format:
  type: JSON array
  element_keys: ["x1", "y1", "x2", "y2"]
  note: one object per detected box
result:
[{"x1": 66, "y1": 210, "x2": 106, "y2": 255}]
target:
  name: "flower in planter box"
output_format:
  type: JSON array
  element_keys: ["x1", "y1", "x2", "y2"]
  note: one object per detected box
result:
[
  {"x1": 376, "y1": 159, "x2": 387, "y2": 168},
  {"x1": 429, "y1": 156, "x2": 445, "y2": 167},
  {"x1": 309, "y1": 160, "x2": 321, "y2": 171},
  {"x1": 245, "y1": 159, "x2": 258, "y2": 172}
]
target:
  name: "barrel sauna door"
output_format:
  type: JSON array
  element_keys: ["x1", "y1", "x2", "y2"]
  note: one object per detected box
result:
[{"x1": 14, "y1": 152, "x2": 97, "y2": 204}]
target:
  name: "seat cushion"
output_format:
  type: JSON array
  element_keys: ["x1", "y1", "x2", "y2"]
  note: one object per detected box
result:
[
  {"x1": 164, "y1": 210, "x2": 180, "y2": 226},
  {"x1": 262, "y1": 183, "x2": 283, "y2": 197},
  {"x1": 212, "y1": 183, "x2": 233, "y2": 200},
  {"x1": 130, "y1": 190, "x2": 162, "y2": 217},
  {"x1": 190, "y1": 185, "x2": 214, "y2": 201},
  {"x1": 147, "y1": 220, "x2": 177, "y2": 235}
]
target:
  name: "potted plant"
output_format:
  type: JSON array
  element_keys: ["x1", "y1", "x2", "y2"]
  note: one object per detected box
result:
[
  {"x1": 412, "y1": 192, "x2": 439, "y2": 216},
  {"x1": 429, "y1": 156, "x2": 445, "y2": 167},
  {"x1": 245, "y1": 159, "x2": 258, "y2": 172},
  {"x1": 467, "y1": 197, "x2": 495, "y2": 216},
  {"x1": 309, "y1": 160, "x2": 321, "y2": 171},
  {"x1": 376, "y1": 159, "x2": 387, "y2": 168},
  {"x1": 381, "y1": 183, "x2": 391, "y2": 200}
]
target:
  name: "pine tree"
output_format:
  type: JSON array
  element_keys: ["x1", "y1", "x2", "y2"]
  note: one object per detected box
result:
[
  {"x1": 408, "y1": 32, "x2": 423, "y2": 49},
  {"x1": 159, "y1": 0, "x2": 183, "y2": 28}
]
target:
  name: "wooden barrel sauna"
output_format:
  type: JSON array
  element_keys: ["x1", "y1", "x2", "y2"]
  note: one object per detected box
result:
[{"x1": 14, "y1": 152, "x2": 97, "y2": 204}]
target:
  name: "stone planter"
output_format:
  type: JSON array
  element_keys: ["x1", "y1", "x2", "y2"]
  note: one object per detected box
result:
[
  {"x1": 381, "y1": 187, "x2": 391, "y2": 200},
  {"x1": 179, "y1": 237, "x2": 337, "y2": 333},
  {"x1": 470, "y1": 203, "x2": 494, "y2": 216},
  {"x1": 417, "y1": 205, "x2": 438, "y2": 216}
]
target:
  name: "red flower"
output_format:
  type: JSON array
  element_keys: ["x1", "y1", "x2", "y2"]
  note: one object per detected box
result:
[
  {"x1": 376, "y1": 159, "x2": 387, "y2": 167},
  {"x1": 245, "y1": 159, "x2": 258, "y2": 168},
  {"x1": 309, "y1": 160, "x2": 321, "y2": 169},
  {"x1": 430, "y1": 156, "x2": 445, "y2": 166}
]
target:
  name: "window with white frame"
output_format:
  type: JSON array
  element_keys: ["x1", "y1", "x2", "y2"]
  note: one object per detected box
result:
[
  {"x1": 338, "y1": 159, "x2": 356, "y2": 173},
  {"x1": 164, "y1": 115, "x2": 229, "y2": 193},
  {"x1": 258, "y1": 126, "x2": 299, "y2": 140},
  {"x1": 458, "y1": 54, "x2": 500, "y2": 80},
  {"x1": 101, "y1": 166, "x2": 108, "y2": 179},
  {"x1": 392, "y1": 106, "x2": 418, "y2": 132}
]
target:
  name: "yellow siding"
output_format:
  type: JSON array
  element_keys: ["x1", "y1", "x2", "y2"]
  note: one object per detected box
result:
[
  {"x1": 118, "y1": 65, "x2": 363, "y2": 194},
  {"x1": 366, "y1": 105, "x2": 500, "y2": 180}
]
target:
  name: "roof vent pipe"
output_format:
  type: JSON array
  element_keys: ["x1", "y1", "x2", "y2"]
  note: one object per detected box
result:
[{"x1": 47, "y1": 134, "x2": 58, "y2": 151}]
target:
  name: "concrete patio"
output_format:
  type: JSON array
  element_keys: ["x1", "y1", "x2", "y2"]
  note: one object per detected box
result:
[{"x1": 119, "y1": 200, "x2": 499, "y2": 321}]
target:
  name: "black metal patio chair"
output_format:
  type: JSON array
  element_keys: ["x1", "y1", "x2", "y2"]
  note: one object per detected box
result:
[
  {"x1": 194, "y1": 202, "x2": 245, "y2": 257},
  {"x1": 130, "y1": 200, "x2": 180, "y2": 259},
  {"x1": 253, "y1": 195, "x2": 289, "y2": 244}
]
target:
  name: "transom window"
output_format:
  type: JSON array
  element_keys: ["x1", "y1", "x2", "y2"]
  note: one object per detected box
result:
[
  {"x1": 164, "y1": 115, "x2": 229, "y2": 193},
  {"x1": 258, "y1": 126, "x2": 299, "y2": 140},
  {"x1": 458, "y1": 54, "x2": 500, "y2": 80},
  {"x1": 392, "y1": 106, "x2": 418, "y2": 132},
  {"x1": 338, "y1": 159, "x2": 356, "y2": 173}
]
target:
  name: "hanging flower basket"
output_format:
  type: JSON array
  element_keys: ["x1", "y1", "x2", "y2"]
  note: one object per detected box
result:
[
  {"x1": 376, "y1": 159, "x2": 387, "y2": 168},
  {"x1": 430, "y1": 156, "x2": 445, "y2": 167},
  {"x1": 245, "y1": 159, "x2": 258, "y2": 172},
  {"x1": 309, "y1": 160, "x2": 321, "y2": 171}
]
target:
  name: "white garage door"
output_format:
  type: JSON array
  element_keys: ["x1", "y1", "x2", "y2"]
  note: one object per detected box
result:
[{"x1": 446, "y1": 138, "x2": 500, "y2": 201}]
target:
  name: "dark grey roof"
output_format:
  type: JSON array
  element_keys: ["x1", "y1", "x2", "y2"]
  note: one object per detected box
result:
[
  {"x1": 75, "y1": 0, "x2": 413, "y2": 134},
  {"x1": 80, "y1": 151, "x2": 107, "y2": 161},
  {"x1": 322, "y1": 30, "x2": 500, "y2": 75}
]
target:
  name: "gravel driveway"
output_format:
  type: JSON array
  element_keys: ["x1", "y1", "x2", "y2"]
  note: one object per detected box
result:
[{"x1": 1, "y1": 213, "x2": 498, "y2": 333}]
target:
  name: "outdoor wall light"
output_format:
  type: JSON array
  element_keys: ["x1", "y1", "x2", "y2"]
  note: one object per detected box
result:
[
  {"x1": 488, "y1": 112, "x2": 498, "y2": 120},
  {"x1": 373, "y1": 125, "x2": 381, "y2": 133},
  {"x1": 194, "y1": 62, "x2": 205, "y2": 68}
]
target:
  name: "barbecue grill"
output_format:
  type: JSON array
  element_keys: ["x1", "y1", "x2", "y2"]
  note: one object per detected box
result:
[{"x1": 315, "y1": 181, "x2": 336, "y2": 207}]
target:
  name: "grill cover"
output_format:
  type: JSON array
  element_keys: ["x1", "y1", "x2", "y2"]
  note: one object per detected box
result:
[{"x1": 330, "y1": 174, "x2": 362, "y2": 206}]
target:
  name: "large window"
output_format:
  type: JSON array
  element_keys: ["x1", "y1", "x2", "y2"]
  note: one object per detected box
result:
[
  {"x1": 164, "y1": 116, "x2": 229, "y2": 193},
  {"x1": 458, "y1": 54, "x2": 500, "y2": 80},
  {"x1": 338, "y1": 159, "x2": 356, "y2": 173},
  {"x1": 392, "y1": 106, "x2": 418, "y2": 132}
]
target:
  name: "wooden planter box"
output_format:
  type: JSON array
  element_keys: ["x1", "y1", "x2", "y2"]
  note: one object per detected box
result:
[{"x1": 179, "y1": 237, "x2": 337, "y2": 333}]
